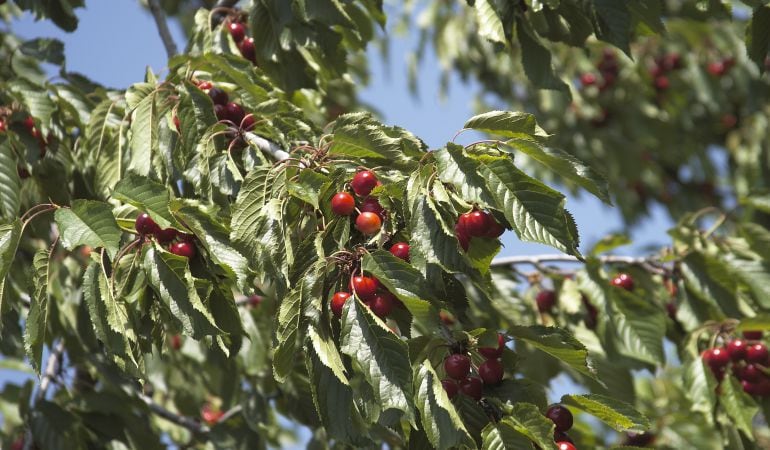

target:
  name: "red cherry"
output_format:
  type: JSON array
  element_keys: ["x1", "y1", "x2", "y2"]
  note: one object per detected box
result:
[
  {"x1": 224, "y1": 102, "x2": 245, "y2": 125},
  {"x1": 455, "y1": 222, "x2": 470, "y2": 251},
  {"x1": 331, "y1": 291, "x2": 351, "y2": 318},
  {"x1": 208, "y1": 87, "x2": 229, "y2": 106},
  {"x1": 740, "y1": 364, "x2": 764, "y2": 383},
  {"x1": 459, "y1": 376, "x2": 483, "y2": 401},
  {"x1": 721, "y1": 114, "x2": 737, "y2": 129},
  {"x1": 23, "y1": 116, "x2": 35, "y2": 130},
  {"x1": 135, "y1": 213, "x2": 160, "y2": 236},
  {"x1": 707, "y1": 61, "x2": 725, "y2": 76},
  {"x1": 462, "y1": 210, "x2": 491, "y2": 237},
  {"x1": 743, "y1": 378, "x2": 770, "y2": 396},
  {"x1": 546, "y1": 404, "x2": 574, "y2": 432},
  {"x1": 478, "y1": 333, "x2": 505, "y2": 359},
  {"x1": 370, "y1": 292, "x2": 394, "y2": 318},
  {"x1": 0, "y1": 120, "x2": 6, "y2": 133},
  {"x1": 727, "y1": 339, "x2": 748, "y2": 362},
  {"x1": 248, "y1": 295, "x2": 262, "y2": 307},
  {"x1": 155, "y1": 228, "x2": 178, "y2": 243},
  {"x1": 439, "y1": 310, "x2": 455, "y2": 325},
  {"x1": 556, "y1": 442, "x2": 577, "y2": 450},
  {"x1": 331, "y1": 192, "x2": 355, "y2": 216},
  {"x1": 702, "y1": 347, "x2": 731, "y2": 371},
  {"x1": 10, "y1": 437, "x2": 24, "y2": 450},
  {"x1": 351, "y1": 170, "x2": 378, "y2": 197},
  {"x1": 663, "y1": 53, "x2": 682, "y2": 71},
  {"x1": 349, "y1": 276, "x2": 378, "y2": 301},
  {"x1": 359, "y1": 197, "x2": 385, "y2": 218},
  {"x1": 173, "y1": 115, "x2": 181, "y2": 132},
  {"x1": 239, "y1": 37, "x2": 256, "y2": 64},
  {"x1": 580, "y1": 73, "x2": 597, "y2": 86},
  {"x1": 180, "y1": 233, "x2": 196, "y2": 243},
  {"x1": 214, "y1": 104, "x2": 227, "y2": 121},
  {"x1": 169, "y1": 242, "x2": 196, "y2": 258},
  {"x1": 444, "y1": 354, "x2": 471, "y2": 380},
  {"x1": 197, "y1": 80, "x2": 213, "y2": 90},
  {"x1": 241, "y1": 113, "x2": 256, "y2": 131},
  {"x1": 654, "y1": 76, "x2": 669, "y2": 90},
  {"x1": 170, "y1": 334, "x2": 182, "y2": 350},
  {"x1": 201, "y1": 404, "x2": 224, "y2": 425},
  {"x1": 743, "y1": 330, "x2": 763, "y2": 340},
  {"x1": 485, "y1": 219, "x2": 505, "y2": 238},
  {"x1": 536, "y1": 290, "x2": 556, "y2": 312},
  {"x1": 389, "y1": 242, "x2": 410, "y2": 262},
  {"x1": 441, "y1": 379, "x2": 459, "y2": 399},
  {"x1": 747, "y1": 343, "x2": 769, "y2": 365},
  {"x1": 355, "y1": 212, "x2": 382, "y2": 236},
  {"x1": 478, "y1": 359, "x2": 504, "y2": 385},
  {"x1": 227, "y1": 22, "x2": 246, "y2": 42},
  {"x1": 553, "y1": 431, "x2": 573, "y2": 444},
  {"x1": 624, "y1": 432, "x2": 655, "y2": 446},
  {"x1": 611, "y1": 273, "x2": 635, "y2": 291}
]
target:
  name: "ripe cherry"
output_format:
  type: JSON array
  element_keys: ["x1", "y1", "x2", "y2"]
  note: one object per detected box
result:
[
  {"x1": 478, "y1": 333, "x2": 505, "y2": 359},
  {"x1": 0, "y1": 120, "x2": 7, "y2": 133},
  {"x1": 747, "y1": 343, "x2": 769, "y2": 365},
  {"x1": 241, "y1": 113, "x2": 256, "y2": 131},
  {"x1": 201, "y1": 404, "x2": 224, "y2": 425},
  {"x1": 23, "y1": 116, "x2": 35, "y2": 130},
  {"x1": 155, "y1": 228, "x2": 178, "y2": 243},
  {"x1": 727, "y1": 339, "x2": 748, "y2": 361},
  {"x1": 351, "y1": 170, "x2": 378, "y2": 197},
  {"x1": 740, "y1": 364, "x2": 764, "y2": 383},
  {"x1": 478, "y1": 359, "x2": 504, "y2": 385},
  {"x1": 611, "y1": 273, "x2": 635, "y2": 291},
  {"x1": 169, "y1": 242, "x2": 196, "y2": 258},
  {"x1": 580, "y1": 73, "x2": 597, "y2": 86},
  {"x1": 441, "y1": 379, "x2": 459, "y2": 399},
  {"x1": 654, "y1": 76, "x2": 669, "y2": 90},
  {"x1": 214, "y1": 104, "x2": 227, "y2": 121},
  {"x1": 536, "y1": 290, "x2": 556, "y2": 312},
  {"x1": 359, "y1": 197, "x2": 385, "y2": 218},
  {"x1": 485, "y1": 219, "x2": 505, "y2": 238},
  {"x1": 743, "y1": 378, "x2": 770, "y2": 396},
  {"x1": 350, "y1": 275, "x2": 378, "y2": 301},
  {"x1": 248, "y1": 295, "x2": 262, "y2": 307},
  {"x1": 707, "y1": 61, "x2": 725, "y2": 77},
  {"x1": 227, "y1": 22, "x2": 246, "y2": 43},
  {"x1": 370, "y1": 292, "x2": 394, "y2": 318},
  {"x1": 355, "y1": 212, "x2": 382, "y2": 235},
  {"x1": 331, "y1": 291, "x2": 351, "y2": 318},
  {"x1": 556, "y1": 442, "x2": 577, "y2": 450},
  {"x1": 546, "y1": 404, "x2": 574, "y2": 432},
  {"x1": 624, "y1": 432, "x2": 655, "y2": 446},
  {"x1": 444, "y1": 354, "x2": 471, "y2": 380},
  {"x1": 173, "y1": 115, "x2": 181, "y2": 132},
  {"x1": 331, "y1": 192, "x2": 355, "y2": 216},
  {"x1": 439, "y1": 310, "x2": 455, "y2": 325},
  {"x1": 225, "y1": 102, "x2": 245, "y2": 124},
  {"x1": 702, "y1": 347, "x2": 731, "y2": 371},
  {"x1": 459, "y1": 376, "x2": 483, "y2": 401},
  {"x1": 389, "y1": 242, "x2": 410, "y2": 261},
  {"x1": 239, "y1": 37, "x2": 256, "y2": 64},
  {"x1": 197, "y1": 80, "x2": 213, "y2": 90},
  {"x1": 208, "y1": 87, "x2": 228, "y2": 106},
  {"x1": 135, "y1": 213, "x2": 160, "y2": 236},
  {"x1": 461, "y1": 210, "x2": 491, "y2": 237},
  {"x1": 170, "y1": 334, "x2": 182, "y2": 350},
  {"x1": 744, "y1": 330, "x2": 763, "y2": 340},
  {"x1": 10, "y1": 437, "x2": 24, "y2": 450}
]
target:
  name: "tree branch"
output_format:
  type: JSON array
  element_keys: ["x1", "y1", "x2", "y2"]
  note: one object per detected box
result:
[
  {"x1": 139, "y1": 393, "x2": 210, "y2": 434},
  {"x1": 490, "y1": 253, "x2": 668, "y2": 275},
  {"x1": 147, "y1": 0, "x2": 178, "y2": 59},
  {"x1": 243, "y1": 132, "x2": 290, "y2": 161},
  {"x1": 23, "y1": 341, "x2": 65, "y2": 450}
]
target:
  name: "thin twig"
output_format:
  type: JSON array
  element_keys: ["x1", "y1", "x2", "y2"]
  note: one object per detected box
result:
[
  {"x1": 139, "y1": 393, "x2": 210, "y2": 434},
  {"x1": 23, "y1": 341, "x2": 65, "y2": 450},
  {"x1": 217, "y1": 405, "x2": 243, "y2": 423},
  {"x1": 147, "y1": 0, "x2": 178, "y2": 59},
  {"x1": 243, "y1": 132, "x2": 290, "y2": 161}
]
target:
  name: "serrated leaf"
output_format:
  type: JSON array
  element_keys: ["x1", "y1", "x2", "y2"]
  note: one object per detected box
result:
[
  {"x1": 29, "y1": 401, "x2": 84, "y2": 450},
  {"x1": 737, "y1": 315, "x2": 770, "y2": 331},
  {"x1": 25, "y1": 249, "x2": 50, "y2": 372},
  {"x1": 474, "y1": 0, "x2": 506, "y2": 43},
  {"x1": 82, "y1": 261, "x2": 135, "y2": 362},
  {"x1": 507, "y1": 325, "x2": 597, "y2": 380},
  {"x1": 434, "y1": 143, "x2": 496, "y2": 207},
  {"x1": 463, "y1": 111, "x2": 544, "y2": 140},
  {"x1": 415, "y1": 360, "x2": 474, "y2": 449},
  {"x1": 681, "y1": 252, "x2": 740, "y2": 318},
  {"x1": 515, "y1": 17, "x2": 570, "y2": 92},
  {"x1": 0, "y1": 138, "x2": 21, "y2": 221},
  {"x1": 683, "y1": 358, "x2": 717, "y2": 424},
  {"x1": 502, "y1": 403, "x2": 555, "y2": 449},
  {"x1": 746, "y1": 6, "x2": 770, "y2": 71},
  {"x1": 54, "y1": 200, "x2": 121, "y2": 259},
  {"x1": 128, "y1": 91, "x2": 158, "y2": 176},
  {"x1": 19, "y1": 38, "x2": 65, "y2": 65},
  {"x1": 340, "y1": 299, "x2": 414, "y2": 421},
  {"x1": 593, "y1": 0, "x2": 631, "y2": 54},
  {"x1": 8, "y1": 78, "x2": 55, "y2": 126},
  {"x1": 287, "y1": 169, "x2": 330, "y2": 209},
  {"x1": 113, "y1": 173, "x2": 176, "y2": 229},
  {"x1": 607, "y1": 288, "x2": 666, "y2": 365},
  {"x1": 481, "y1": 421, "x2": 534, "y2": 450},
  {"x1": 0, "y1": 220, "x2": 22, "y2": 324},
  {"x1": 488, "y1": 378, "x2": 548, "y2": 410},
  {"x1": 720, "y1": 376, "x2": 758, "y2": 436},
  {"x1": 87, "y1": 99, "x2": 124, "y2": 198},
  {"x1": 560, "y1": 393, "x2": 649, "y2": 432}
]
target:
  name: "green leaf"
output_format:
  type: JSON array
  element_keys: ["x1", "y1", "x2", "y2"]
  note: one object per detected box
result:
[
  {"x1": 593, "y1": 0, "x2": 631, "y2": 55},
  {"x1": 507, "y1": 325, "x2": 597, "y2": 380},
  {"x1": 737, "y1": 315, "x2": 770, "y2": 332},
  {"x1": 607, "y1": 288, "x2": 666, "y2": 365},
  {"x1": 589, "y1": 233, "x2": 631, "y2": 256},
  {"x1": 25, "y1": 249, "x2": 51, "y2": 373},
  {"x1": 681, "y1": 252, "x2": 740, "y2": 318},
  {"x1": 683, "y1": 358, "x2": 717, "y2": 424},
  {"x1": 127, "y1": 91, "x2": 158, "y2": 176},
  {"x1": 340, "y1": 298, "x2": 414, "y2": 421},
  {"x1": 87, "y1": 99, "x2": 124, "y2": 198},
  {"x1": 560, "y1": 393, "x2": 649, "y2": 432},
  {"x1": 8, "y1": 78, "x2": 55, "y2": 126},
  {"x1": 746, "y1": 6, "x2": 770, "y2": 71},
  {"x1": 515, "y1": 17, "x2": 570, "y2": 93},
  {"x1": 415, "y1": 360, "x2": 474, "y2": 449},
  {"x1": 19, "y1": 38, "x2": 65, "y2": 66},
  {"x1": 463, "y1": 111, "x2": 545, "y2": 140},
  {"x1": 0, "y1": 220, "x2": 22, "y2": 323},
  {"x1": 627, "y1": 0, "x2": 666, "y2": 34},
  {"x1": 479, "y1": 157, "x2": 580, "y2": 256},
  {"x1": 481, "y1": 421, "x2": 534, "y2": 450},
  {"x1": 82, "y1": 261, "x2": 135, "y2": 363},
  {"x1": 29, "y1": 400, "x2": 84, "y2": 450},
  {"x1": 329, "y1": 114, "x2": 423, "y2": 167},
  {"x1": 488, "y1": 378, "x2": 548, "y2": 410},
  {"x1": 113, "y1": 173, "x2": 176, "y2": 229},
  {"x1": 54, "y1": 200, "x2": 121, "y2": 259},
  {"x1": 287, "y1": 169, "x2": 330, "y2": 209},
  {"x1": 720, "y1": 376, "x2": 758, "y2": 437},
  {"x1": 434, "y1": 143, "x2": 496, "y2": 207},
  {"x1": 142, "y1": 246, "x2": 221, "y2": 339},
  {"x1": 0, "y1": 138, "x2": 21, "y2": 221},
  {"x1": 502, "y1": 403, "x2": 555, "y2": 449},
  {"x1": 474, "y1": 0, "x2": 506, "y2": 43}
]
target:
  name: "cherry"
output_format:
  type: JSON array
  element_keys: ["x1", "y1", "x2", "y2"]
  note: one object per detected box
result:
[
  {"x1": 225, "y1": 102, "x2": 245, "y2": 124},
  {"x1": 743, "y1": 330, "x2": 763, "y2": 340},
  {"x1": 214, "y1": 104, "x2": 227, "y2": 121},
  {"x1": 359, "y1": 197, "x2": 385, "y2": 218},
  {"x1": 227, "y1": 22, "x2": 246, "y2": 43},
  {"x1": 169, "y1": 242, "x2": 196, "y2": 258},
  {"x1": 747, "y1": 343, "x2": 769, "y2": 365},
  {"x1": 331, "y1": 291, "x2": 351, "y2": 318},
  {"x1": 0, "y1": 120, "x2": 7, "y2": 133},
  {"x1": 556, "y1": 442, "x2": 577, "y2": 450},
  {"x1": 350, "y1": 275, "x2": 378, "y2": 301},
  {"x1": 702, "y1": 347, "x2": 730, "y2": 371},
  {"x1": 665, "y1": 301, "x2": 677, "y2": 321},
  {"x1": 485, "y1": 219, "x2": 505, "y2": 238},
  {"x1": 459, "y1": 376, "x2": 483, "y2": 401},
  {"x1": 654, "y1": 76, "x2": 669, "y2": 90},
  {"x1": 546, "y1": 404, "x2": 573, "y2": 432},
  {"x1": 170, "y1": 334, "x2": 182, "y2": 350},
  {"x1": 439, "y1": 310, "x2": 455, "y2": 325},
  {"x1": 351, "y1": 170, "x2": 378, "y2": 197},
  {"x1": 355, "y1": 212, "x2": 382, "y2": 235},
  {"x1": 742, "y1": 378, "x2": 770, "y2": 396},
  {"x1": 180, "y1": 233, "x2": 196, "y2": 243},
  {"x1": 239, "y1": 37, "x2": 256, "y2": 64},
  {"x1": 155, "y1": 228, "x2": 178, "y2": 243},
  {"x1": 135, "y1": 213, "x2": 160, "y2": 236},
  {"x1": 740, "y1": 364, "x2": 764, "y2": 383},
  {"x1": 331, "y1": 192, "x2": 355, "y2": 216},
  {"x1": 624, "y1": 431, "x2": 655, "y2": 446},
  {"x1": 454, "y1": 221, "x2": 470, "y2": 251},
  {"x1": 16, "y1": 165, "x2": 29, "y2": 179},
  {"x1": 197, "y1": 80, "x2": 213, "y2": 90},
  {"x1": 727, "y1": 339, "x2": 748, "y2": 362},
  {"x1": 201, "y1": 404, "x2": 224, "y2": 425},
  {"x1": 23, "y1": 116, "x2": 35, "y2": 130},
  {"x1": 536, "y1": 290, "x2": 556, "y2": 312},
  {"x1": 707, "y1": 61, "x2": 725, "y2": 77},
  {"x1": 389, "y1": 242, "x2": 410, "y2": 262},
  {"x1": 10, "y1": 437, "x2": 24, "y2": 450},
  {"x1": 611, "y1": 273, "x2": 635, "y2": 291},
  {"x1": 241, "y1": 113, "x2": 256, "y2": 131},
  {"x1": 461, "y1": 210, "x2": 491, "y2": 237},
  {"x1": 208, "y1": 87, "x2": 228, "y2": 106},
  {"x1": 663, "y1": 53, "x2": 682, "y2": 71},
  {"x1": 370, "y1": 292, "x2": 394, "y2": 318},
  {"x1": 173, "y1": 115, "x2": 181, "y2": 132},
  {"x1": 444, "y1": 354, "x2": 471, "y2": 380},
  {"x1": 478, "y1": 333, "x2": 505, "y2": 359},
  {"x1": 553, "y1": 431, "x2": 573, "y2": 444},
  {"x1": 580, "y1": 73, "x2": 597, "y2": 86},
  {"x1": 721, "y1": 114, "x2": 738, "y2": 129},
  {"x1": 247, "y1": 295, "x2": 262, "y2": 307},
  {"x1": 478, "y1": 359, "x2": 504, "y2": 385},
  {"x1": 441, "y1": 379, "x2": 459, "y2": 399}
]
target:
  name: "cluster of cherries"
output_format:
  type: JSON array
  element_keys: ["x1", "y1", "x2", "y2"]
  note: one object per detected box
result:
[
  {"x1": 331, "y1": 170, "x2": 385, "y2": 236},
  {"x1": 1, "y1": 115, "x2": 47, "y2": 176},
  {"x1": 701, "y1": 330, "x2": 770, "y2": 396},
  {"x1": 648, "y1": 52, "x2": 683, "y2": 92},
  {"x1": 707, "y1": 56, "x2": 736, "y2": 77},
  {"x1": 331, "y1": 273, "x2": 402, "y2": 319},
  {"x1": 135, "y1": 213, "x2": 197, "y2": 258},
  {"x1": 440, "y1": 334, "x2": 506, "y2": 401},
  {"x1": 225, "y1": 18, "x2": 256, "y2": 64},
  {"x1": 453, "y1": 209, "x2": 505, "y2": 251},
  {"x1": 579, "y1": 49, "x2": 620, "y2": 92},
  {"x1": 545, "y1": 404, "x2": 577, "y2": 449}
]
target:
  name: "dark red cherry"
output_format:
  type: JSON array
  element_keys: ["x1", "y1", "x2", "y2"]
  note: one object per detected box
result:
[
  {"x1": 135, "y1": 213, "x2": 160, "y2": 236},
  {"x1": 444, "y1": 354, "x2": 471, "y2": 380},
  {"x1": 331, "y1": 292, "x2": 351, "y2": 318},
  {"x1": 208, "y1": 87, "x2": 229, "y2": 106},
  {"x1": 546, "y1": 404, "x2": 574, "y2": 432},
  {"x1": 227, "y1": 22, "x2": 246, "y2": 43},
  {"x1": 239, "y1": 37, "x2": 256, "y2": 64},
  {"x1": 351, "y1": 170, "x2": 378, "y2": 197},
  {"x1": 478, "y1": 359, "x2": 504, "y2": 385},
  {"x1": 349, "y1": 275, "x2": 378, "y2": 301},
  {"x1": 389, "y1": 242, "x2": 410, "y2": 262},
  {"x1": 459, "y1": 376, "x2": 483, "y2": 401},
  {"x1": 536, "y1": 290, "x2": 556, "y2": 312},
  {"x1": 478, "y1": 333, "x2": 505, "y2": 359},
  {"x1": 225, "y1": 102, "x2": 245, "y2": 125},
  {"x1": 442, "y1": 379, "x2": 459, "y2": 399},
  {"x1": 169, "y1": 242, "x2": 196, "y2": 258}
]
